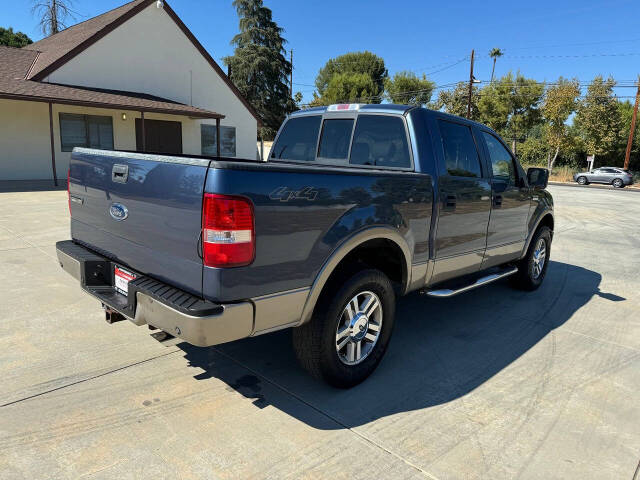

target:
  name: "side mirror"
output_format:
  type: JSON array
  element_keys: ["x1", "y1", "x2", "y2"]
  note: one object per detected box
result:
[{"x1": 527, "y1": 167, "x2": 549, "y2": 189}]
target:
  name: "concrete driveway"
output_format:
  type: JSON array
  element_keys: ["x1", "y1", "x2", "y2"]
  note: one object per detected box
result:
[{"x1": 0, "y1": 185, "x2": 639, "y2": 480}]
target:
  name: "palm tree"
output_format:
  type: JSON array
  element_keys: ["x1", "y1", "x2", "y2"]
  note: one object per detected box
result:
[
  {"x1": 489, "y1": 48, "x2": 504, "y2": 83},
  {"x1": 31, "y1": 0, "x2": 76, "y2": 37}
]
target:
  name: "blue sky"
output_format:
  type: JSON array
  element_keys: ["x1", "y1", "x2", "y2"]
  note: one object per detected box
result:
[{"x1": 5, "y1": 0, "x2": 640, "y2": 103}]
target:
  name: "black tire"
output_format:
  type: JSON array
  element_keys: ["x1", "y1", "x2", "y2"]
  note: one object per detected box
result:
[
  {"x1": 612, "y1": 178, "x2": 624, "y2": 188},
  {"x1": 510, "y1": 226, "x2": 552, "y2": 291},
  {"x1": 577, "y1": 176, "x2": 588, "y2": 185},
  {"x1": 292, "y1": 269, "x2": 396, "y2": 388}
]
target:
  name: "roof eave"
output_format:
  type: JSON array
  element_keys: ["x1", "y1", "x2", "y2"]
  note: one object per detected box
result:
[{"x1": 0, "y1": 92, "x2": 225, "y2": 119}]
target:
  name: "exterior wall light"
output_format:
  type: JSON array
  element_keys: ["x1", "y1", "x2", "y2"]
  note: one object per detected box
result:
[{"x1": 121, "y1": 113, "x2": 127, "y2": 121}]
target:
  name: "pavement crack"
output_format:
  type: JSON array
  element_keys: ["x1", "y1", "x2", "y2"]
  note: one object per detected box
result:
[
  {"x1": 633, "y1": 457, "x2": 640, "y2": 480},
  {"x1": 212, "y1": 347, "x2": 441, "y2": 480},
  {"x1": 0, "y1": 349, "x2": 180, "y2": 408}
]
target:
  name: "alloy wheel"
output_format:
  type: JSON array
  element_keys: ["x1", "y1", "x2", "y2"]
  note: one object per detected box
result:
[
  {"x1": 531, "y1": 238, "x2": 547, "y2": 280},
  {"x1": 335, "y1": 291, "x2": 383, "y2": 365}
]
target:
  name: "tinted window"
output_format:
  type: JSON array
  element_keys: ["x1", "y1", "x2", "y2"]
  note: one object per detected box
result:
[
  {"x1": 271, "y1": 115, "x2": 321, "y2": 161},
  {"x1": 482, "y1": 132, "x2": 516, "y2": 183},
  {"x1": 318, "y1": 119, "x2": 354, "y2": 159},
  {"x1": 60, "y1": 113, "x2": 113, "y2": 152},
  {"x1": 350, "y1": 115, "x2": 411, "y2": 168},
  {"x1": 201, "y1": 125, "x2": 236, "y2": 157},
  {"x1": 439, "y1": 121, "x2": 482, "y2": 177}
]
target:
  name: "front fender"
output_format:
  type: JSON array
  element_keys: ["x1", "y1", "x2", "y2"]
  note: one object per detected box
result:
[{"x1": 521, "y1": 189, "x2": 554, "y2": 259}]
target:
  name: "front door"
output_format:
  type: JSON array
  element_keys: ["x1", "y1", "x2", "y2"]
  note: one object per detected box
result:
[
  {"x1": 135, "y1": 118, "x2": 182, "y2": 154},
  {"x1": 431, "y1": 119, "x2": 492, "y2": 284},
  {"x1": 480, "y1": 131, "x2": 531, "y2": 268}
]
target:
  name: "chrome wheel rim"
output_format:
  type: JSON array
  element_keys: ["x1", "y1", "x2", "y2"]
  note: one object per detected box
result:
[
  {"x1": 335, "y1": 290, "x2": 383, "y2": 365},
  {"x1": 614, "y1": 179, "x2": 622, "y2": 187},
  {"x1": 532, "y1": 238, "x2": 547, "y2": 280},
  {"x1": 578, "y1": 177, "x2": 586, "y2": 184}
]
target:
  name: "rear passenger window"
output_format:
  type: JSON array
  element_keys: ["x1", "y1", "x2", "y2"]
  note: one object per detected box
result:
[
  {"x1": 439, "y1": 121, "x2": 482, "y2": 178},
  {"x1": 318, "y1": 119, "x2": 354, "y2": 159},
  {"x1": 482, "y1": 132, "x2": 516, "y2": 184},
  {"x1": 271, "y1": 115, "x2": 321, "y2": 161},
  {"x1": 350, "y1": 115, "x2": 411, "y2": 168}
]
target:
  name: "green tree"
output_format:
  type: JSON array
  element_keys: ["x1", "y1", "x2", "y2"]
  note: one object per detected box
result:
[
  {"x1": 574, "y1": 75, "x2": 622, "y2": 164},
  {"x1": 322, "y1": 72, "x2": 377, "y2": 104},
  {"x1": 314, "y1": 51, "x2": 387, "y2": 104},
  {"x1": 489, "y1": 47, "x2": 503, "y2": 83},
  {"x1": 384, "y1": 71, "x2": 435, "y2": 106},
  {"x1": 0, "y1": 27, "x2": 33, "y2": 47},
  {"x1": 477, "y1": 72, "x2": 544, "y2": 152},
  {"x1": 31, "y1": 0, "x2": 76, "y2": 36},
  {"x1": 224, "y1": 0, "x2": 293, "y2": 139},
  {"x1": 434, "y1": 81, "x2": 480, "y2": 119},
  {"x1": 541, "y1": 77, "x2": 580, "y2": 172}
]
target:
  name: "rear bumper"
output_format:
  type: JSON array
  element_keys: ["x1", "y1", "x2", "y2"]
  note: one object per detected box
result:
[{"x1": 56, "y1": 240, "x2": 253, "y2": 347}]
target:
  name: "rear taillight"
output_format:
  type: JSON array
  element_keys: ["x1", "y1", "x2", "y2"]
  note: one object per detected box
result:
[
  {"x1": 202, "y1": 193, "x2": 255, "y2": 268},
  {"x1": 67, "y1": 168, "x2": 71, "y2": 215}
]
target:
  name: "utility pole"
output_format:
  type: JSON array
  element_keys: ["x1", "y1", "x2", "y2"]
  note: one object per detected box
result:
[
  {"x1": 290, "y1": 49, "x2": 293, "y2": 98},
  {"x1": 623, "y1": 75, "x2": 640, "y2": 171},
  {"x1": 467, "y1": 49, "x2": 475, "y2": 119}
]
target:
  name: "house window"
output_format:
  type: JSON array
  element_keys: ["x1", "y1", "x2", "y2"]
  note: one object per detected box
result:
[
  {"x1": 59, "y1": 113, "x2": 114, "y2": 152},
  {"x1": 201, "y1": 124, "x2": 236, "y2": 157}
]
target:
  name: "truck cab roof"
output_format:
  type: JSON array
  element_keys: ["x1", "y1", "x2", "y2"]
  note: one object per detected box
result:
[
  {"x1": 290, "y1": 104, "x2": 493, "y2": 131},
  {"x1": 291, "y1": 104, "x2": 415, "y2": 117}
]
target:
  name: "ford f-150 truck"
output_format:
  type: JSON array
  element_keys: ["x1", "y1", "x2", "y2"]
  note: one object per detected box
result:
[{"x1": 56, "y1": 104, "x2": 553, "y2": 388}]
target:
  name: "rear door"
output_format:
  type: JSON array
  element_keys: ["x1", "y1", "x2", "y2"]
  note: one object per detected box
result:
[
  {"x1": 69, "y1": 149, "x2": 207, "y2": 296},
  {"x1": 479, "y1": 131, "x2": 531, "y2": 268},
  {"x1": 431, "y1": 118, "x2": 491, "y2": 284}
]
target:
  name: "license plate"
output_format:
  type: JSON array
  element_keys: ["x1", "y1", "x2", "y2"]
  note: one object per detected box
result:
[{"x1": 114, "y1": 266, "x2": 137, "y2": 296}]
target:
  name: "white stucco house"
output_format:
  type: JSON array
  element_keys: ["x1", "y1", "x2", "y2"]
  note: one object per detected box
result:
[{"x1": 0, "y1": 0, "x2": 260, "y2": 183}]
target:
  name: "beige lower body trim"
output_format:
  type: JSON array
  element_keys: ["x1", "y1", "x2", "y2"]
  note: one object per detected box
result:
[
  {"x1": 482, "y1": 241, "x2": 524, "y2": 269},
  {"x1": 134, "y1": 293, "x2": 254, "y2": 347},
  {"x1": 430, "y1": 250, "x2": 485, "y2": 285},
  {"x1": 251, "y1": 287, "x2": 310, "y2": 335}
]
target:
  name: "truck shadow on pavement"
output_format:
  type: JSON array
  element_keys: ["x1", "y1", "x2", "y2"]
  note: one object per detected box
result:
[{"x1": 179, "y1": 260, "x2": 622, "y2": 430}]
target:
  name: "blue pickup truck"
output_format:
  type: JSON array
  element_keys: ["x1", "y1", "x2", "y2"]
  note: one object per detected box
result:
[{"x1": 57, "y1": 104, "x2": 553, "y2": 387}]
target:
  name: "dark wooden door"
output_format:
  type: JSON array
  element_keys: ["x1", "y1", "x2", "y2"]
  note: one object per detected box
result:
[{"x1": 135, "y1": 118, "x2": 182, "y2": 154}]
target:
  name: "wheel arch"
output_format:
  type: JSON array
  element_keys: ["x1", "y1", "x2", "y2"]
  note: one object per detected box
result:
[
  {"x1": 298, "y1": 227, "x2": 411, "y2": 326},
  {"x1": 520, "y1": 211, "x2": 554, "y2": 259}
]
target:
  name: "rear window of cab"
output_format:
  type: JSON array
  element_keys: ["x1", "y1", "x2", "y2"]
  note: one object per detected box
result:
[{"x1": 271, "y1": 114, "x2": 411, "y2": 169}]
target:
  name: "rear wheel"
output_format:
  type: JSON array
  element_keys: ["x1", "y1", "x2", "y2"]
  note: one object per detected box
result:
[
  {"x1": 510, "y1": 226, "x2": 552, "y2": 291},
  {"x1": 577, "y1": 176, "x2": 588, "y2": 185},
  {"x1": 292, "y1": 269, "x2": 396, "y2": 388},
  {"x1": 612, "y1": 178, "x2": 624, "y2": 188}
]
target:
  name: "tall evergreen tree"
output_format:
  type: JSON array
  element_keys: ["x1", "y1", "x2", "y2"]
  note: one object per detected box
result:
[{"x1": 224, "y1": 0, "x2": 292, "y2": 139}]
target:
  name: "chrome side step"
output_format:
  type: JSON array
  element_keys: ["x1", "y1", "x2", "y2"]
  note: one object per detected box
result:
[{"x1": 422, "y1": 266, "x2": 518, "y2": 298}]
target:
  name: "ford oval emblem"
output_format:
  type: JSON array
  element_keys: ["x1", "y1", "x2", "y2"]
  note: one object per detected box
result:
[{"x1": 109, "y1": 203, "x2": 128, "y2": 221}]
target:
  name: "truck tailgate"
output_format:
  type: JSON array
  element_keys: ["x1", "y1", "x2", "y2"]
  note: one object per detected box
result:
[{"x1": 69, "y1": 148, "x2": 208, "y2": 296}]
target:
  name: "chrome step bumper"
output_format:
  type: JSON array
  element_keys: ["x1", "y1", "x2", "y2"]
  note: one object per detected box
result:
[{"x1": 56, "y1": 240, "x2": 253, "y2": 347}]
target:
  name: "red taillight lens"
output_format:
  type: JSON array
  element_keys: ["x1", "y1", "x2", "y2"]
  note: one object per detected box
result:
[
  {"x1": 67, "y1": 168, "x2": 71, "y2": 215},
  {"x1": 202, "y1": 193, "x2": 255, "y2": 267}
]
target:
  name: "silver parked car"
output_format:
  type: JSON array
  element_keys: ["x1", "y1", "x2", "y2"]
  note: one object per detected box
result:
[{"x1": 573, "y1": 167, "x2": 633, "y2": 188}]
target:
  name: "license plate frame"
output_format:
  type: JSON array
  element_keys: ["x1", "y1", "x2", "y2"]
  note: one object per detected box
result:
[{"x1": 114, "y1": 265, "x2": 137, "y2": 297}]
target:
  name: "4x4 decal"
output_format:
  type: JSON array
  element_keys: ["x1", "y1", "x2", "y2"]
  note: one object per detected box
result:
[{"x1": 269, "y1": 186, "x2": 318, "y2": 202}]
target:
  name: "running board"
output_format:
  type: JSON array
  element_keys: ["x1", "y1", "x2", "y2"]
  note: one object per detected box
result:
[{"x1": 422, "y1": 266, "x2": 518, "y2": 298}]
